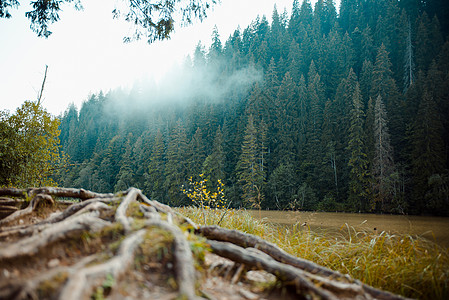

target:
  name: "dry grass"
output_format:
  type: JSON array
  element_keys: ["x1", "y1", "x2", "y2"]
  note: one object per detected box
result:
[{"x1": 178, "y1": 207, "x2": 449, "y2": 300}]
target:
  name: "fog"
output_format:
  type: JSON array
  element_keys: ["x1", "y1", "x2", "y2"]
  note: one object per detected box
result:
[{"x1": 104, "y1": 58, "x2": 264, "y2": 117}]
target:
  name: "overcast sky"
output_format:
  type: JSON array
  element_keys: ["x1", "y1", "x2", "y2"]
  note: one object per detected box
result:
[{"x1": 0, "y1": 0, "x2": 337, "y2": 115}]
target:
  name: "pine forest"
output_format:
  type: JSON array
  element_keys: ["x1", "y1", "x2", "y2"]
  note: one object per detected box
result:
[{"x1": 52, "y1": 0, "x2": 449, "y2": 216}]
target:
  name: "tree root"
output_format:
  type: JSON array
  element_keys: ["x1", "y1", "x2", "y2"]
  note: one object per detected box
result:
[
  {"x1": 0, "y1": 187, "x2": 115, "y2": 200},
  {"x1": 59, "y1": 229, "x2": 146, "y2": 300},
  {"x1": 207, "y1": 240, "x2": 338, "y2": 300},
  {"x1": 0, "y1": 187, "x2": 410, "y2": 300},
  {"x1": 198, "y1": 225, "x2": 406, "y2": 300},
  {"x1": 0, "y1": 193, "x2": 54, "y2": 226},
  {"x1": 0, "y1": 255, "x2": 99, "y2": 300},
  {"x1": 115, "y1": 187, "x2": 140, "y2": 233},
  {"x1": 0, "y1": 213, "x2": 110, "y2": 260},
  {"x1": 145, "y1": 219, "x2": 198, "y2": 300}
]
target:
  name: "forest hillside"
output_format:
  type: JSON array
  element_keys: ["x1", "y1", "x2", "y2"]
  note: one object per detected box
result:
[{"x1": 55, "y1": 0, "x2": 449, "y2": 215}]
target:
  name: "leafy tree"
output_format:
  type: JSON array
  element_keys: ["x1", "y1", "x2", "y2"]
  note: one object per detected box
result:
[
  {"x1": 0, "y1": 0, "x2": 216, "y2": 42},
  {"x1": 0, "y1": 111, "x2": 21, "y2": 186},
  {"x1": 3, "y1": 101, "x2": 61, "y2": 187}
]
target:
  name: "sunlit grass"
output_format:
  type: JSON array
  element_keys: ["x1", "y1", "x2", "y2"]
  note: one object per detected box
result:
[{"x1": 177, "y1": 207, "x2": 449, "y2": 300}]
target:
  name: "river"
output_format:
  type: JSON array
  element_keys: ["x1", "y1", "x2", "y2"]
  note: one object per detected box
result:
[{"x1": 248, "y1": 210, "x2": 449, "y2": 248}]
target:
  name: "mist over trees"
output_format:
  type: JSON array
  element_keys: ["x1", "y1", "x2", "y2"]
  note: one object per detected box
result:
[{"x1": 55, "y1": 0, "x2": 449, "y2": 215}]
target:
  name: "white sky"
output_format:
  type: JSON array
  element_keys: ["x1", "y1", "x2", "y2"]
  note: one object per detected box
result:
[{"x1": 0, "y1": 0, "x2": 336, "y2": 116}]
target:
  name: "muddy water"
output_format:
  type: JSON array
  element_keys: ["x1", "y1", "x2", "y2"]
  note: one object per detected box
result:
[{"x1": 248, "y1": 210, "x2": 449, "y2": 248}]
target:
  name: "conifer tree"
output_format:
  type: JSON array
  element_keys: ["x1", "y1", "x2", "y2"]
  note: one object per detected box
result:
[
  {"x1": 347, "y1": 83, "x2": 371, "y2": 211},
  {"x1": 115, "y1": 133, "x2": 135, "y2": 191},
  {"x1": 208, "y1": 25, "x2": 222, "y2": 64},
  {"x1": 164, "y1": 119, "x2": 188, "y2": 205},
  {"x1": 403, "y1": 19, "x2": 415, "y2": 92},
  {"x1": 236, "y1": 114, "x2": 265, "y2": 207},
  {"x1": 306, "y1": 61, "x2": 324, "y2": 169},
  {"x1": 411, "y1": 89, "x2": 445, "y2": 213},
  {"x1": 188, "y1": 127, "x2": 206, "y2": 177},
  {"x1": 372, "y1": 95, "x2": 395, "y2": 211},
  {"x1": 274, "y1": 72, "x2": 297, "y2": 164},
  {"x1": 203, "y1": 126, "x2": 225, "y2": 185},
  {"x1": 371, "y1": 44, "x2": 403, "y2": 160},
  {"x1": 145, "y1": 129, "x2": 165, "y2": 200}
]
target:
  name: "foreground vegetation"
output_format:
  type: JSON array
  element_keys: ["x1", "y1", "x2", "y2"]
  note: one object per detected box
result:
[
  {"x1": 1, "y1": 186, "x2": 409, "y2": 299},
  {"x1": 179, "y1": 206, "x2": 449, "y2": 299}
]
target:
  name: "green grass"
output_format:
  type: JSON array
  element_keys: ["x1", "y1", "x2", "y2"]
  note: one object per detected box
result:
[{"x1": 177, "y1": 207, "x2": 449, "y2": 300}]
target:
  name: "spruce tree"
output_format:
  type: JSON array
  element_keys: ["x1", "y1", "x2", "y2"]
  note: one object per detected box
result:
[
  {"x1": 347, "y1": 83, "x2": 371, "y2": 211},
  {"x1": 188, "y1": 127, "x2": 206, "y2": 178},
  {"x1": 164, "y1": 119, "x2": 188, "y2": 205},
  {"x1": 145, "y1": 129, "x2": 165, "y2": 200},
  {"x1": 411, "y1": 89, "x2": 445, "y2": 213},
  {"x1": 372, "y1": 95, "x2": 395, "y2": 212},
  {"x1": 115, "y1": 133, "x2": 135, "y2": 192},
  {"x1": 203, "y1": 126, "x2": 225, "y2": 185},
  {"x1": 236, "y1": 114, "x2": 265, "y2": 207}
]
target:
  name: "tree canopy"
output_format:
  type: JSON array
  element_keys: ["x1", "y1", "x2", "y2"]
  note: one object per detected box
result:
[{"x1": 0, "y1": 0, "x2": 216, "y2": 42}]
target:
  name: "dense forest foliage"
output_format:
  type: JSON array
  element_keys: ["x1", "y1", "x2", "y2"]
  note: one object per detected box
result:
[{"x1": 54, "y1": 0, "x2": 449, "y2": 215}]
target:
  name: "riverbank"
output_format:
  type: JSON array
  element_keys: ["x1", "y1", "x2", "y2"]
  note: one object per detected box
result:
[{"x1": 179, "y1": 207, "x2": 449, "y2": 300}]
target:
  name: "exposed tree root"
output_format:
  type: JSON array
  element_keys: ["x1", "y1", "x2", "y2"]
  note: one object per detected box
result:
[
  {"x1": 0, "y1": 193, "x2": 54, "y2": 226},
  {"x1": 1, "y1": 255, "x2": 99, "y2": 300},
  {"x1": 59, "y1": 229, "x2": 146, "y2": 300},
  {"x1": 0, "y1": 187, "x2": 115, "y2": 200},
  {"x1": 145, "y1": 220, "x2": 198, "y2": 300},
  {"x1": 207, "y1": 240, "x2": 338, "y2": 300},
  {"x1": 0, "y1": 213, "x2": 110, "y2": 260},
  {"x1": 115, "y1": 188, "x2": 140, "y2": 233},
  {"x1": 0, "y1": 187, "x2": 410, "y2": 300},
  {"x1": 199, "y1": 225, "x2": 405, "y2": 300}
]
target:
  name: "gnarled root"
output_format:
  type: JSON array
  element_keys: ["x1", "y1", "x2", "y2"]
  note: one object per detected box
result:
[
  {"x1": 0, "y1": 187, "x2": 409, "y2": 300},
  {"x1": 145, "y1": 219, "x2": 198, "y2": 300},
  {"x1": 199, "y1": 225, "x2": 407, "y2": 300},
  {"x1": 0, "y1": 194, "x2": 54, "y2": 226},
  {"x1": 59, "y1": 229, "x2": 146, "y2": 300}
]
